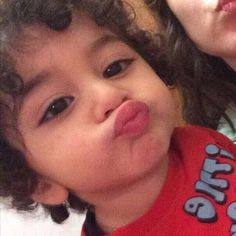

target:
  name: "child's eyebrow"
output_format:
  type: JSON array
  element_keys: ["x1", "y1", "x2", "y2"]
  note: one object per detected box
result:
[
  {"x1": 22, "y1": 72, "x2": 50, "y2": 97},
  {"x1": 18, "y1": 71, "x2": 51, "y2": 109},
  {"x1": 89, "y1": 34, "x2": 121, "y2": 54}
]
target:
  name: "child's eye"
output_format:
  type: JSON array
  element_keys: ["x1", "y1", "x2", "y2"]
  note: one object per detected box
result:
[
  {"x1": 40, "y1": 96, "x2": 74, "y2": 123},
  {"x1": 103, "y1": 59, "x2": 134, "y2": 78}
]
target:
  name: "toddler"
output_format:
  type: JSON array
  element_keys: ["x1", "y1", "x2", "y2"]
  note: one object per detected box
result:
[{"x1": 1, "y1": 0, "x2": 236, "y2": 235}]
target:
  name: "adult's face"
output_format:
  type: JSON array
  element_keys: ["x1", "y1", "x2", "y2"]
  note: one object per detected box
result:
[{"x1": 166, "y1": 0, "x2": 236, "y2": 69}]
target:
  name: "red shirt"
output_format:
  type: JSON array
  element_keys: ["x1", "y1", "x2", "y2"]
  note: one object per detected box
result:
[{"x1": 82, "y1": 126, "x2": 236, "y2": 236}]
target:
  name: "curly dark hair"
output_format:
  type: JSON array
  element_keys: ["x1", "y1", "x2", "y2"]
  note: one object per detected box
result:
[
  {"x1": 0, "y1": 0, "x2": 172, "y2": 224},
  {"x1": 146, "y1": 0, "x2": 236, "y2": 129}
]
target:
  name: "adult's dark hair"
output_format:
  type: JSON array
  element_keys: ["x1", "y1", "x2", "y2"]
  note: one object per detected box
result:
[
  {"x1": 146, "y1": 0, "x2": 236, "y2": 129},
  {"x1": 0, "y1": 0, "x2": 171, "y2": 224}
]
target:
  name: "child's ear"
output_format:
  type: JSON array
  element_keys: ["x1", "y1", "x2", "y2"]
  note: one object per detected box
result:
[{"x1": 31, "y1": 177, "x2": 69, "y2": 205}]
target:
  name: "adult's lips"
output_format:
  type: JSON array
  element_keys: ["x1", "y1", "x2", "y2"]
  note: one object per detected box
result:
[
  {"x1": 114, "y1": 101, "x2": 149, "y2": 138},
  {"x1": 218, "y1": 0, "x2": 236, "y2": 12}
]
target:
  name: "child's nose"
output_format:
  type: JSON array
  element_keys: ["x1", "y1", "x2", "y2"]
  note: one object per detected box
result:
[{"x1": 91, "y1": 82, "x2": 128, "y2": 122}]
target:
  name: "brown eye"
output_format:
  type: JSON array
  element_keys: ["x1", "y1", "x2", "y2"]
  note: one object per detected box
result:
[
  {"x1": 103, "y1": 59, "x2": 134, "y2": 78},
  {"x1": 40, "y1": 96, "x2": 74, "y2": 123}
]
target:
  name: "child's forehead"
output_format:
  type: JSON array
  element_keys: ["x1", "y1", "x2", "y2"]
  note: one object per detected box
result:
[
  {"x1": 12, "y1": 12, "x2": 126, "y2": 83},
  {"x1": 13, "y1": 11, "x2": 118, "y2": 60}
]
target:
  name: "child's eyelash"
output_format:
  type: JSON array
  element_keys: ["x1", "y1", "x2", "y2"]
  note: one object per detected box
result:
[
  {"x1": 40, "y1": 96, "x2": 74, "y2": 124},
  {"x1": 103, "y1": 58, "x2": 135, "y2": 78}
]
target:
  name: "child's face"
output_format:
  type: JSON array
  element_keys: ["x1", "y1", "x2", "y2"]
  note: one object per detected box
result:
[
  {"x1": 13, "y1": 13, "x2": 175, "y2": 203},
  {"x1": 166, "y1": 0, "x2": 236, "y2": 58}
]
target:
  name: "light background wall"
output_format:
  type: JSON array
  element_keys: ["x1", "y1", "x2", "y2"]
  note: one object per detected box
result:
[{"x1": 0, "y1": 204, "x2": 85, "y2": 236}]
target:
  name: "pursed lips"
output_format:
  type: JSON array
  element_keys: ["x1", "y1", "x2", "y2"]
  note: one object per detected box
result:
[
  {"x1": 114, "y1": 100, "x2": 149, "y2": 138},
  {"x1": 217, "y1": 0, "x2": 236, "y2": 11}
]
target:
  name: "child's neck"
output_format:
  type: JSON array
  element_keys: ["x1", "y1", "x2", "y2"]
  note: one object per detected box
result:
[{"x1": 94, "y1": 156, "x2": 169, "y2": 233}]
